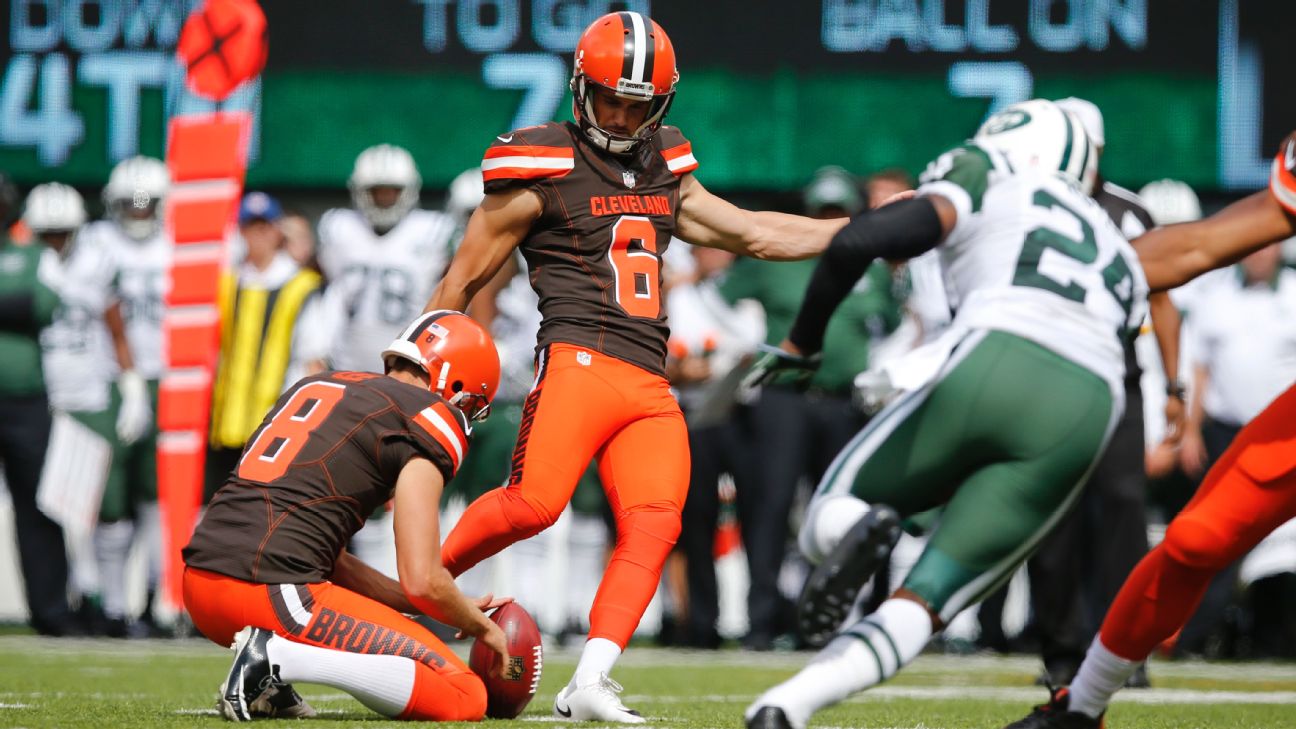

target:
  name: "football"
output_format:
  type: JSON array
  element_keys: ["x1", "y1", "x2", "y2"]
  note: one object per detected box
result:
[{"x1": 469, "y1": 602, "x2": 544, "y2": 719}]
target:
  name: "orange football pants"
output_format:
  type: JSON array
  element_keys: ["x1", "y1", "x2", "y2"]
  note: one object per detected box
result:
[
  {"x1": 1099, "y1": 382, "x2": 1296, "y2": 660},
  {"x1": 182, "y1": 566, "x2": 486, "y2": 721},
  {"x1": 441, "y1": 343, "x2": 690, "y2": 648}
]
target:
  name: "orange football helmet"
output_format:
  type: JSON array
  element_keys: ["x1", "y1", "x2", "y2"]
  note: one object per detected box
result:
[
  {"x1": 383, "y1": 310, "x2": 501, "y2": 421},
  {"x1": 571, "y1": 11, "x2": 678, "y2": 154}
]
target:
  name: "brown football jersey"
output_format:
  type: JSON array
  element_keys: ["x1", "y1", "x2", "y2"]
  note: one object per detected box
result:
[
  {"x1": 481, "y1": 121, "x2": 698, "y2": 376},
  {"x1": 183, "y1": 371, "x2": 470, "y2": 584}
]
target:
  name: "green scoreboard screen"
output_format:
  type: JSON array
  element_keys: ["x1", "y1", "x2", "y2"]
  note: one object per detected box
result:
[{"x1": 2, "y1": 0, "x2": 1292, "y2": 192}]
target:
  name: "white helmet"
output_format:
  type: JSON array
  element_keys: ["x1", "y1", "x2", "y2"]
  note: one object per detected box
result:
[
  {"x1": 349, "y1": 144, "x2": 421, "y2": 232},
  {"x1": 1055, "y1": 97, "x2": 1105, "y2": 150},
  {"x1": 974, "y1": 99, "x2": 1098, "y2": 195},
  {"x1": 24, "y1": 183, "x2": 86, "y2": 233},
  {"x1": 446, "y1": 168, "x2": 485, "y2": 225},
  {"x1": 104, "y1": 156, "x2": 169, "y2": 241},
  {"x1": 1138, "y1": 179, "x2": 1202, "y2": 226}
]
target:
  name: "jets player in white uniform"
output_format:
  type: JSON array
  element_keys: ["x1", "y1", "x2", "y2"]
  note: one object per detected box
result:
[
  {"x1": 743, "y1": 100, "x2": 1162, "y2": 729},
  {"x1": 319, "y1": 146, "x2": 457, "y2": 575},
  {"x1": 26, "y1": 184, "x2": 151, "y2": 633},
  {"x1": 76, "y1": 155, "x2": 171, "y2": 635},
  {"x1": 317, "y1": 144, "x2": 457, "y2": 372}
]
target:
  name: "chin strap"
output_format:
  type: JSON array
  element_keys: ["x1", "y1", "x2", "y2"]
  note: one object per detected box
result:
[{"x1": 572, "y1": 76, "x2": 673, "y2": 155}]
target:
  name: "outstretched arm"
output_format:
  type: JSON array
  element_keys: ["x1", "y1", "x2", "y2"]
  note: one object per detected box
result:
[
  {"x1": 1136, "y1": 190, "x2": 1295, "y2": 292},
  {"x1": 425, "y1": 187, "x2": 541, "y2": 313},
  {"x1": 786, "y1": 195, "x2": 955, "y2": 355},
  {"x1": 675, "y1": 173, "x2": 847, "y2": 260}
]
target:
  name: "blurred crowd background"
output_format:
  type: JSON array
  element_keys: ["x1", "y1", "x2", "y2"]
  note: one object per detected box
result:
[{"x1": 3, "y1": 0, "x2": 1296, "y2": 680}]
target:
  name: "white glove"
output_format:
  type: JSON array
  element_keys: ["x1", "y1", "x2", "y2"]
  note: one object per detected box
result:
[{"x1": 115, "y1": 370, "x2": 153, "y2": 445}]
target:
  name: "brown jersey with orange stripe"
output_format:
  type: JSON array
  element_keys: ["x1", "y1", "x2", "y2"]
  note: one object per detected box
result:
[
  {"x1": 1271, "y1": 131, "x2": 1296, "y2": 215},
  {"x1": 481, "y1": 120, "x2": 698, "y2": 375},
  {"x1": 183, "y1": 371, "x2": 470, "y2": 584}
]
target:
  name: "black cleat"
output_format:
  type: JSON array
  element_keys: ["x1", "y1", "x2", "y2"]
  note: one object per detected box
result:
[
  {"x1": 249, "y1": 680, "x2": 317, "y2": 719},
  {"x1": 1124, "y1": 663, "x2": 1151, "y2": 689},
  {"x1": 1002, "y1": 687, "x2": 1104, "y2": 729},
  {"x1": 747, "y1": 706, "x2": 796, "y2": 729},
  {"x1": 797, "y1": 505, "x2": 902, "y2": 647},
  {"x1": 218, "y1": 627, "x2": 281, "y2": 722}
]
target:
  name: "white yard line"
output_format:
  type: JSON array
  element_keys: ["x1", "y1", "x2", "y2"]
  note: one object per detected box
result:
[
  {"x1": 618, "y1": 686, "x2": 1296, "y2": 706},
  {"x1": 6, "y1": 637, "x2": 1296, "y2": 682},
  {"x1": 172, "y1": 707, "x2": 348, "y2": 716}
]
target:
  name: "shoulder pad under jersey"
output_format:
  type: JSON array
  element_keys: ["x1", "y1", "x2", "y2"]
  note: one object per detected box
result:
[
  {"x1": 481, "y1": 122, "x2": 575, "y2": 193},
  {"x1": 654, "y1": 126, "x2": 698, "y2": 177}
]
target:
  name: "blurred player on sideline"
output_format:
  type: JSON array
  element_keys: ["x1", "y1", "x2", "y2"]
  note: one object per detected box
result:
[
  {"x1": 317, "y1": 144, "x2": 460, "y2": 576},
  {"x1": 0, "y1": 178, "x2": 73, "y2": 635},
  {"x1": 317, "y1": 144, "x2": 457, "y2": 373},
  {"x1": 426, "y1": 11, "x2": 847, "y2": 722},
  {"x1": 27, "y1": 183, "x2": 149, "y2": 634},
  {"x1": 77, "y1": 155, "x2": 170, "y2": 636},
  {"x1": 184, "y1": 310, "x2": 508, "y2": 722},
  {"x1": 1002, "y1": 133, "x2": 1296, "y2": 729}
]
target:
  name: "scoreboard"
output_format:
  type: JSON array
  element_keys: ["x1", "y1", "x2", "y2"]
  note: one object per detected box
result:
[{"x1": 1, "y1": 0, "x2": 1292, "y2": 192}]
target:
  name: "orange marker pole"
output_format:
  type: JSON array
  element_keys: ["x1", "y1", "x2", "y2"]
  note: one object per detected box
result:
[{"x1": 158, "y1": 0, "x2": 266, "y2": 611}]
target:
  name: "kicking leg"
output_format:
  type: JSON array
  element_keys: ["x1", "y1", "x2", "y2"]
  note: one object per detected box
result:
[{"x1": 440, "y1": 346, "x2": 621, "y2": 575}]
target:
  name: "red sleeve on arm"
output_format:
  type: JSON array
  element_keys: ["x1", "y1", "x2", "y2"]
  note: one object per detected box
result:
[{"x1": 1271, "y1": 132, "x2": 1296, "y2": 215}]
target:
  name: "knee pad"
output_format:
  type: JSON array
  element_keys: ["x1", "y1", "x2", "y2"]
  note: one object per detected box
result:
[
  {"x1": 799, "y1": 494, "x2": 871, "y2": 565},
  {"x1": 498, "y1": 487, "x2": 567, "y2": 536},
  {"x1": 1162, "y1": 513, "x2": 1234, "y2": 571},
  {"x1": 403, "y1": 669, "x2": 487, "y2": 721},
  {"x1": 618, "y1": 506, "x2": 682, "y2": 557},
  {"x1": 457, "y1": 673, "x2": 488, "y2": 722}
]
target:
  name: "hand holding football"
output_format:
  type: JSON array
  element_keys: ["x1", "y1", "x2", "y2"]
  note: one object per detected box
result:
[{"x1": 469, "y1": 602, "x2": 543, "y2": 719}]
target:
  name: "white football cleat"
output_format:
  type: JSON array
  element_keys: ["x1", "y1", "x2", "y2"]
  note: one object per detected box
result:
[{"x1": 553, "y1": 673, "x2": 646, "y2": 723}]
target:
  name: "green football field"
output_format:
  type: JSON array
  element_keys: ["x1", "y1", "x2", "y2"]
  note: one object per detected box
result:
[{"x1": 2, "y1": 636, "x2": 1294, "y2": 728}]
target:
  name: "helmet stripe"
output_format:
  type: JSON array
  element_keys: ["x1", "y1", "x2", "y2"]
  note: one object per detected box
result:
[
  {"x1": 639, "y1": 15, "x2": 656, "y2": 87},
  {"x1": 1076, "y1": 120, "x2": 1091, "y2": 182},
  {"x1": 401, "y1": 310, "x2": 452, "y2": 345},
  {"x1": 619, "y1": 11, "x2": 649, "y2": 84},
  {"x1": 618, "y1": 11, "x2": 636, "y2": 82},
  {"x1": 1059, "y1": 110, "x2": 1074, "y2": 173}
]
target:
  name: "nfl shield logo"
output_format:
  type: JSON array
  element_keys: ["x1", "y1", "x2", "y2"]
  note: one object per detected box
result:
[
  {"x1": 577, "y1": 351, "x2": 592, "y2": 366},
  {"x1": 622, "y1": 170, "x2": 636, "y2": 188},
  {"x1": 505, "y1": 655, "x2": 525, "y2": 681}
]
